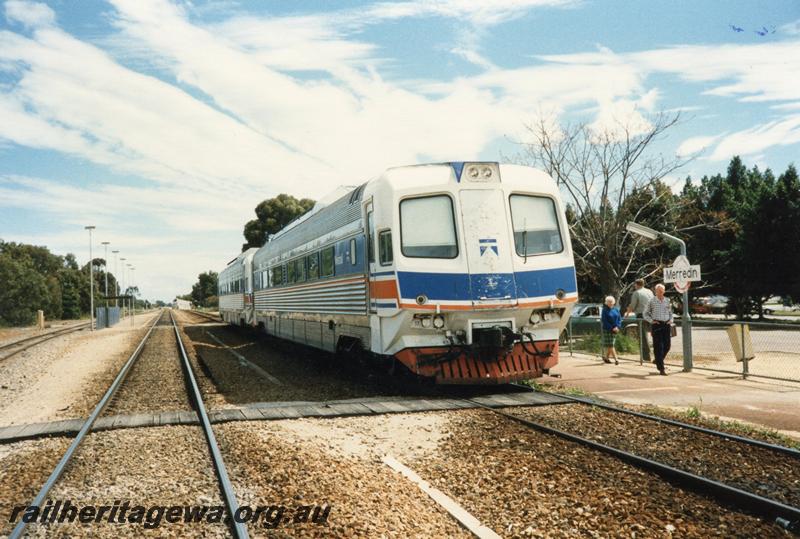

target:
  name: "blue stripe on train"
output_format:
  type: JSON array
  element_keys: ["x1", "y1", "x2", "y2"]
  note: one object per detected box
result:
[{"x1": 396, "y1": 266, "x2": 577, "y2": 301}]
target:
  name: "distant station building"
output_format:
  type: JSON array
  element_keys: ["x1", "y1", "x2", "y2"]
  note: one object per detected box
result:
[{"x1": 173, "y1": 298, "x2": 193, "y2": 310}]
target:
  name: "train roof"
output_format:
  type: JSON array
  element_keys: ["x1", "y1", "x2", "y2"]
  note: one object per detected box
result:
[
  {"x1": 254, "y1": 182, "x2": 367, "y2": 263},
  {"x1": 219, "y1": 247, "x2": 258, "y2": 279},
  {"x1": 250, "y1": 162, "x2": 557, "y2": 266}
]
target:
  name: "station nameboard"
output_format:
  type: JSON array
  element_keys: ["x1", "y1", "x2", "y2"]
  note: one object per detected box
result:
[{"x1": 664, "y1": 255, "x2": 701, "y2": 293}]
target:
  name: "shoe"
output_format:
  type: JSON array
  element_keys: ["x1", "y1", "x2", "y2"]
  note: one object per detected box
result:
[
  {"x1": 602, "y1": 358, "x2": 611, "y2": 364},
  {"x1": 659, "y1": 370, "x2": 667, "y2": 376},
  {"x1": 614, "y1": 360, "x2": 619, "y2": 365}
]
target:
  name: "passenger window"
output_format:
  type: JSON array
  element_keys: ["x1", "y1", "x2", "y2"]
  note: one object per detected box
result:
[
  {"x1": 270, "y1": 266, "x2": 281, "y2": 286},
  {"x1": 320, "y1": 246, "x2": 334, "y2": 277},
  {"x1": 350, "y1": 238, "x2": 357, "y2": 265},
  {"x1": 509, "y1": 195, "x2": 563, "y2": 256},
  {"x1": 287, "y1": 260, "x2": 296, "y2": 283},
  {"x1": 367, "y1": 211, "x2": 375, "y2": 264},
  {"x1": 307, "y1": 252, "x2": 319, "y2": 280},
  {"x1": 400, "y1": 196, "x2": 458, "y2": 258},
  {"x1": 295, "y1": 258, "x2": 306, "y2": 283},
  {"x1": 379, "y1": 230, "x2": 393, "y2": 265}
]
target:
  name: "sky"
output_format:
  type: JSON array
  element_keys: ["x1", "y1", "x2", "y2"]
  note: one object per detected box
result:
[{"x1": 0, "y1": 0, "x2": 798, "y2": 301}]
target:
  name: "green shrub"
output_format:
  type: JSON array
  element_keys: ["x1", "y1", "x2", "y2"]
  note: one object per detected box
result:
[{"x1": 573, "y1": 332, "x2": 638, "y2": 354}]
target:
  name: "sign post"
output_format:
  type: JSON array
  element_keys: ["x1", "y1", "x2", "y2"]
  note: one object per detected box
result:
[
  {"x1": 626, "y1": 222, "x2": 697, "y2": 372},
  {"x1": 663, "y1": 254, "x2": 701, "y2": 372}
]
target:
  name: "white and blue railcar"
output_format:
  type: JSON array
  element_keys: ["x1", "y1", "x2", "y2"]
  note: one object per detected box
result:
[
  {"x1": 219, "y1": 162, "x2": 578, "y2": 384},
  {"x1": 218, "y1": 247, "x2": 257, "y2": 326}
]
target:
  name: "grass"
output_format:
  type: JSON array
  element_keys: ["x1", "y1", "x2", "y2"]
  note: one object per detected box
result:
[
  {"x1": 684, "y1": 405, "x2": 702, "y2": 419},
  {"x1": 535, "y1": 385, "x2": 800, "y2": 450},
  {"x1": 525, "y1": 380, "x2": 589, "y2": 397},
  {"x1": 572, "y1": 332, "x2": 639, "y2": 354}
]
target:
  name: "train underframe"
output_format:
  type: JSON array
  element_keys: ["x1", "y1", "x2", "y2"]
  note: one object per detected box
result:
[
  {"x1": 393, "y1": 340, "x2": 559, "y2": 384},
  {"x1": 236, "y1": 306, "x2": 563, "y2": 385}
]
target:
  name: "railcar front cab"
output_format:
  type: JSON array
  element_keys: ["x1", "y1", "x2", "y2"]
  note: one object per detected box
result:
[
  {"x1": 365, "y1": 162, "x2": 578, "y2": 384},
  {"x1": 218, "y1": 248, "x2": 257, "y2": 327}
]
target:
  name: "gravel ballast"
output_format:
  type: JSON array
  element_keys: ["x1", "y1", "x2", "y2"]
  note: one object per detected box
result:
[
  {"x1": 13, "y1": 426, "x2": 227, "y2": 537},
  {"x1": 512, "y1": 403, "x2": 800, "y2": 508},
  {"x1": 104, "y1": 319, "x2": 191, "y2": 416},
  {"x1": 178, "y1": 319, "x2": 403, "y2": 405},
  {"x1": 216, "y1": 419, "x2": 473, "y2": 538},
  {"x1": 410, "y1": 409, "x2": 787, "y2": 538}
]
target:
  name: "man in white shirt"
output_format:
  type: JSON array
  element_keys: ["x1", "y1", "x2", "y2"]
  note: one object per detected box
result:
[
  {"x1": 625, "y1": 279, "x2": 654, "y2": 362},
  {"x1": 643, "y1": 283, "x2": 673, "y2": 376}
]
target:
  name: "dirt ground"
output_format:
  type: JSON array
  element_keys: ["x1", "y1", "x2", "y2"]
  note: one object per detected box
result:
[{"x1": 0, "y1": 312, "x2": 159, "y2": 426}]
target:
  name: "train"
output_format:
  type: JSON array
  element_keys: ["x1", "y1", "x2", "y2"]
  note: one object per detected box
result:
[{"x1": 217, "y1": 162, "x2": 578, "y2": 384}]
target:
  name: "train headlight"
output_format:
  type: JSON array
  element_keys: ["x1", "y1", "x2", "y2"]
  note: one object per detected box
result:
[
  {"x1": 481, "y1": 167, "x2": 492, "y2": 178},
  {"x1": 468, "y1": 166, "x2": 480, "y2": 179},
  {"x1": 433, "y1": 315, "x2": 445, "y2": 329},
  {"x1": 529, "y1": 312, "x2": 541, "y2": 324},
  {"x1": 421, "y1": 316, "x2": 432, "y2": 329}
]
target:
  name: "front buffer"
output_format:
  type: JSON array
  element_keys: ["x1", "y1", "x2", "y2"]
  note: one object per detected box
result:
[{"x1": 393, "y1": 331, "x2": 559, "y2": 384}]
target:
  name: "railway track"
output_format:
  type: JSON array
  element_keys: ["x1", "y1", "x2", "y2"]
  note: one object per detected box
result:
[
  {"x1": 8, "y1": 309, "x2": 248, "y2": 539},
  {"x1": 0, "y1": 322, "x2": 90, "y2": 361},
  {"x1": 470, "y1": 396, "x2": 800, "y2": 534}
]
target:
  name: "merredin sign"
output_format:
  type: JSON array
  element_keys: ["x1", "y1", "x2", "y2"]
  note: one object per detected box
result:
[
  {"x1": 664, "y1": 265, "x2": 701, "y2": 283},
  {"x1": 663, "y1": 255, "x2": 701, "y2": 286}
]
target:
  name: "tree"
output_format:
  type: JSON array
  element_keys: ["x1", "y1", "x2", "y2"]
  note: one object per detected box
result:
[
  {"x1": 190, "y1": 271, "x2": 218, "y2": 307},
  {"x1": 0, "y1": 241, "x2": 119, "y2": 322},
  {"x1": 517, "y1": 112, "x2": 690, "y2": 299},
  {"x1": 242, "y1": 194, "x2": 315, "y2": 249},
  {"x1": 60, "y1": 268, "x2": 83, "y2": 319},
  {"x1": 0, "y1": 254, "x2": 51, "y2": 326},
  {"x1": 689, "y1": 158, "x2": 775, "y2": 318},
  {"x1": 749, "y1": 164, "x2": 800, "y2": 304}
]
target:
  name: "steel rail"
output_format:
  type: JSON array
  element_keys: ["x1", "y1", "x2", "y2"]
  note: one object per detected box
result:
[
  {"x1": 170, "y1": 310, "x2": 249, "y2": 539},
  {"x1": 469, "y1": 400, "x2": 800, "y2": 534},
  {"x1": 0, "y1": 323, "x2": 90, "y2": 359},
  {"x1": 554, "y1": 393, "x2": 800, "y2": 459},
  {"x1": 9, "y1": 312, "x2": 162, "y2": 539}
]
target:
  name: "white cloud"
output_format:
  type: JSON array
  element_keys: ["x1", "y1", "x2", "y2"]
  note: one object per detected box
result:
[
  {"x1": 0, "y1": 174, "x2": 252, "y2": 299},
  {"x1": 676, "y1": 134, "x2": 721, "y2": 157},
  {"x1": 0, "y1": 19, "x2": 334, "y2": 194},
  {"x1": 779, "y1": 19, "x2": 800, "y2": 36},
  {"x1": 709, "y1": 115, "x2": 800, "y2": 161},
  {"x1": 358, "y1": 0, "x2": 578, "y2": 25},
  {"x1": 4, "y1": 0, "x2": 54, "y2": 28},
  {"x1": 535, "y1": 40, "x2": 800, "y2": 160},
  {"x1": 630, "y1": 42, "x2": 800, "y2": 104}
]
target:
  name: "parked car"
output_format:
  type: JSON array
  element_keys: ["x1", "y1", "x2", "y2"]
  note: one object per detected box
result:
[
  {"x1": 566, "y1": 303, "x2": 602, "y2": 335},
  {"x1": 690, "y1": 298, "x2": 714, "y2": 315},
  {"x1": 566, "y1": 302, "x2": 642, "y2": 341}
]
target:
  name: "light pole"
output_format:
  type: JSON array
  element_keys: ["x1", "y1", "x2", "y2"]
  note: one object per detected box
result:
[
  {"x1": 84, "y1": 226, "x2": 96, "y2": 331},
  {"x1": 626, "y1": 221, "x2": 693, "y2": 372},
  {"x1": 119, "y1": 258, "x2": 126, "y2": 317},
  {"x1": 101, "y1": 241, "x2": 110, "y2": 306},
  {"x1": 128, "y1": 263, "x2": 135, "y2": 326},
  {"x1": 112, "y1": 250, "x2": 119, "y2": 307}
]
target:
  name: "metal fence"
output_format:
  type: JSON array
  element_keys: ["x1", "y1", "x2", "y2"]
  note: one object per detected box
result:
[{"x1": 560, "y1": 315, "x2": 800, "y2": 383}]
